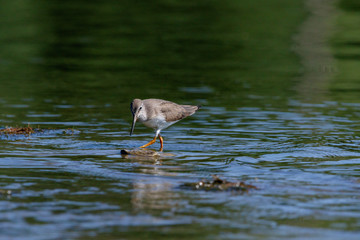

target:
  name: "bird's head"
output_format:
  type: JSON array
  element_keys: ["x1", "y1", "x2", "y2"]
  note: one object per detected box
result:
[{"x1": 130, "y1": 99, "x2": 144, "y2": 136}]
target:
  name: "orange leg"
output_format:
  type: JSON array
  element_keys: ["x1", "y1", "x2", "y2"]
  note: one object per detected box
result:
[
  {"x1": 159, "y1": 135, "x2": 164, "y2": 152},
  {"x1": 139, "y1": 136, "x2": 157, "y2": 148}
]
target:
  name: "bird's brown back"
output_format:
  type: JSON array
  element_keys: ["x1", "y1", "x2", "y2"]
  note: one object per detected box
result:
[{"x1": 143, "y1": 99, "x2": 200, "y2": 122}]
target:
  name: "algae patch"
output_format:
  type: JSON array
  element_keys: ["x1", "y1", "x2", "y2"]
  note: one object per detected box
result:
[
  {"x1": 0, "y1": 126, "x2": 40, "y2": 135},
  {"x1": 0, "y1": 126, "x2": 79, "y2": 139}
]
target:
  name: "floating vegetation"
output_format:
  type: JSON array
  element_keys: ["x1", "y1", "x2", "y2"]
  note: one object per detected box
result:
[
  {"x1": 181, "y1": 175, "x2": 258, "y2": 192},
  {"x1": 0, "y1": 125, "x2": 79, "y2": 140},
  {"x1": 0, "y1": 126, "x2": 41, "y2": 135},
  {"x1": 62, "y1": 128, "x2": 78, "y2": 135}
]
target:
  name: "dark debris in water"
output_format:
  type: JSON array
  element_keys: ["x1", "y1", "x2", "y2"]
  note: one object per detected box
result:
[
  {"x1": 0, "y1": 189, "x2": 12, "y2": 196},
  {"x1": 181, "y1": 175, "x2": 258, "y2": 192},
  {"x1": 0, "y1": 126, "x2": 40, "y2": 135},
  {"x1": 0, "y1": 126, "x2": 79, "y2": 139}
]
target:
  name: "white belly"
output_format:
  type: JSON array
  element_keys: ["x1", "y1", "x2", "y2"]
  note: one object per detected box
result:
[{"x1": 141, "y1": 117, "x2": 178, "y2": 131}]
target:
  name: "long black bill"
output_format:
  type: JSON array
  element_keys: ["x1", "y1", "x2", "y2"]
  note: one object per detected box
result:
[{"x1": 130, "y1": 115, "x2": 137, "y2": 136}]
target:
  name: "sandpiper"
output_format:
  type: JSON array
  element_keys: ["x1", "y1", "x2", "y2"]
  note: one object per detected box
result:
[{"x1": 130, "y1": 98, "x2": 200, "y2": 151}]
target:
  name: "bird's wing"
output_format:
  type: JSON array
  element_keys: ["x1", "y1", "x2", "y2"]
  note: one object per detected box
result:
[
  {"x1": 159, "y1": 101, "x2": 200, "y2": 122},
  {"x1": 159, "y1": 101, "x2": 188, "y2": 122}
]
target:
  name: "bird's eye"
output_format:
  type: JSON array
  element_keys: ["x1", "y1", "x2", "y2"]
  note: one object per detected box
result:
[{"x1": 139, "y1": 107, "x2": 142, "y2": 110}]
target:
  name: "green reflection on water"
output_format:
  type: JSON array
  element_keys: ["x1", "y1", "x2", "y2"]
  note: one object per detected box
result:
[
  {"x1": 0, "y1": 0, "x2": 306, "y2": 114},
  {"x1": 331, "y1": 0, "x2": 360, "y2": 102}
]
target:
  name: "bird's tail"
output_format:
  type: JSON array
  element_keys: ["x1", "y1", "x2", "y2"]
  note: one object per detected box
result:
[{"x1": 182, "y1": 105, "x2": 201, "y2": 116}]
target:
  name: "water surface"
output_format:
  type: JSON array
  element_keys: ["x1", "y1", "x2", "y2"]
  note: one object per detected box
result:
[{"x1": 1, "y1": 0, "x2": 360, "y2": 239}]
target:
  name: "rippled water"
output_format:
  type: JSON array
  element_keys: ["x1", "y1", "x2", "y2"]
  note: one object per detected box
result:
[
  {"x1": 1, "y1": 98, "x2": 360, "y2": 239},
  {"x1": 1, "y1": 0, "x2": 360, "y2": 239}
]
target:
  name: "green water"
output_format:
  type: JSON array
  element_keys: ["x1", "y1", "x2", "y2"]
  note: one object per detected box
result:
[{"x1": 1, "y1": 0, "x2": 360, "y2": 239}]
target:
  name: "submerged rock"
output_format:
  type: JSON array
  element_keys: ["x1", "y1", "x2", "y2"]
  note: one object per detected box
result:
[
  {"x1": 121, "y1": 148, "x2": 175, "y2": 159},
  {"x1": 181, "y1": 175, "x2": 258, "y2": 192}
]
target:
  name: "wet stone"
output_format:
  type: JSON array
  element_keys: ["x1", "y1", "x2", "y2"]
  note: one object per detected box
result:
[{"x1": 120, "y1": 148, "x2": 175, "y2": 158}]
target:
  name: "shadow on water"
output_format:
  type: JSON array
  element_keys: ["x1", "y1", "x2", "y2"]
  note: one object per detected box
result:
[{"x1": 1, "y1": 0, "x2": 360, "y2": 240}]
